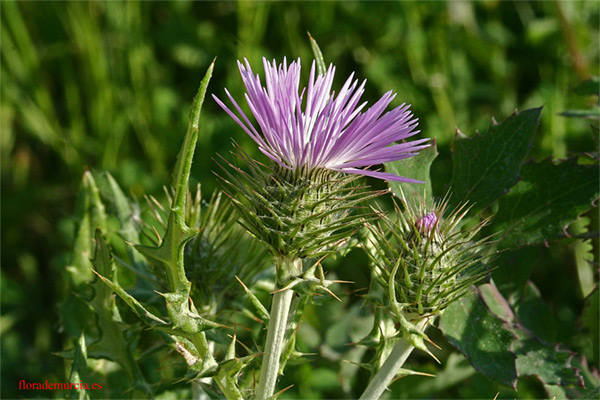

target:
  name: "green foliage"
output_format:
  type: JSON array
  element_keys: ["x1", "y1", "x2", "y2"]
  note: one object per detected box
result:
[
  {"x1": 441, "y1": 283, "x2": 585, "y2": 391},
  {"x1": 573, "y1": 77, "x2": 600, "y2": 97},
  {"x1": 386, "y1": 139, "x2": 438, "y2": 207},
  {"x1": 409, "y1": 101, "x2": 599, "y2": 395},
  {"x1": 67, "y1": 334, "x2": 90, "y2": 400},
  {"x1": 493, "y1": 158, "x2": 600, "y2": 248},
  {"x1": 2, "y1": 1, "x2": 599, "y2": 399},
  {"x1": 450, "y1": 107, "x2": 542, "y2": 212},
  {"x1": 439, "y1": 288, "x2": 517, "y2": 388}
]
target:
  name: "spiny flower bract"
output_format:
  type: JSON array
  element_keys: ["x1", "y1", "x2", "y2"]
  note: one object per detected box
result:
[
  {"x1": 365, "y1": 197, "x2": 494, "y2": 317},
  {"x1": 213, "y1": 58, "x2": 429, "y2": 182}
]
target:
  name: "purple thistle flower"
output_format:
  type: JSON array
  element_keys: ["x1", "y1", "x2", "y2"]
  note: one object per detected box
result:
[
  {"x1": 415, "y1": 211, "x2": 438, "y2": 235},
  {"x1": 213, "y1": 58, "x2": 430, "y2": 182}
]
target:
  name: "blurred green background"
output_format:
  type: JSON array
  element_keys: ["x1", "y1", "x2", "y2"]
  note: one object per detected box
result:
[{"x1": 1, "y1": 1, "x2": 598, "y2": 399}]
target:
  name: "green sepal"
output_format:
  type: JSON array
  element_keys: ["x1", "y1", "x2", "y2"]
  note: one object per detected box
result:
[{"x1": 392, "y1": 307, "x2": 437, "y2": 363}]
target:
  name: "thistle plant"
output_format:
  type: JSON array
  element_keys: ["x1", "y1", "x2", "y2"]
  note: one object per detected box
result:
[
  {"x1": 56, "y1": 33, "x2": 598, "y2": 400},
  {"x1": 213, "y1": 55, "x2": 429, "y2": 398},
  {"x1": 359, "y1": 195, "x2": 494, "y2": 399}
]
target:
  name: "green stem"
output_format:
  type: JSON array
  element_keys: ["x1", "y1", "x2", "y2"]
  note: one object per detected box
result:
[
  {"x1": 254, "y1": 288, "x2": 294, "y2": 399},
  {"x1": 359, "y1": 319, "x2": 428, "y2": 400}
]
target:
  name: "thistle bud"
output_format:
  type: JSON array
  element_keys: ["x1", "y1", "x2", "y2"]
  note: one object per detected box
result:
[
  {"x1": 366, "y1": 198, "x2": 493, "y2": 318},
  {"x1": 415, "y1": 211, "x2": 437, "y2": 235}
]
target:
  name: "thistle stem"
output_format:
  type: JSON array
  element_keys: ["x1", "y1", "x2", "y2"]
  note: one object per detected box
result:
[
  {"x1": 254, "y1": 288, "x2": 294, "y2": 399},
  {"x1": 359, "y1": 319, "x2": 428, "y2": 400}
]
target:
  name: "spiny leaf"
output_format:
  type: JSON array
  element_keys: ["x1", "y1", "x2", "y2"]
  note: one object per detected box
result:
[
  {"x1": 573, "y1": 77, "x2": 600, "y2": 97},
  {"x1": 91, "y1": 269, "x2": 166, "y2": 326},
  {"x1": 61, "y1": 171, "x2": 108, "y2": 338},
  {"x1": 560, "y1": 108, "x2": 600, "y2": 120},
  {"x1": 66, "y1": 333, "x2": 90, "y2": 400},
  {"x1": 172, "y1": 59, "x2": 215, "y2": 231},
  {"x1": 479, "y1": 283, "x2": 583, "y2": 387},
  {"x1": 580, "y1": 287, "x2": 599, "y2": 367},
  {"x1": 441, "y1": 282, "x2": 585, "y2": 389},
  {"x1": 513, "y1": 338, "x2": 583, "y2": 388},
  {"x1": 493, "y1": 158, "x2": 599, "y2": 249},
  {"x1": 450, "y1": 107, "x2": 542, "y2": 211},
  {"x1": 439, "y1": 290, "x2": 518, "y2": 389},
  {"x1": 235, "y1": 276, "x2": 269, "y2": 322},
  {"x1": 67, "y1": 171, "x2": 107, "y2": 286},
  {"x1": 386, "y1": 138, "x2": 438, "y2": 208},
  {"x1": 308, "y1": 32, "x2": 327, "y2": 76},
  {"x1": 135, "y1": 213, "x2": 194, "y2": 293},
  {"x1": 89, "y1": 230, "x2": 152, "y2": 395}
]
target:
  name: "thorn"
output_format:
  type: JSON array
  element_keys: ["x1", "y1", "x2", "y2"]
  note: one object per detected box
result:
[
  {"x1": 235, "y1": 275, "x2": 250, "y2": 292},
  {"x1": 493, "y1": 393, "x2": 500, "y2": 400},
  {"x1": 391, "y1": 371, "x2": 436, "y2": 383},
  {"x1": 271, "y1": 279, "x2": 300, "y2": 294},
  {"x1": 413, "y1": 371, "x2": 436, "y2": 378},
  {"x1": 294, "y1": 351, "x2": 317, "y2": 357},
  {"x1": 152, "y1": 225, "x2": 162, "y2": 245},
  {"x1": 341, "y1": 359, "x2": 365, "y2": 367},
  {"x1": 149, "y1": 195, "x2": 165, "y2": 211},
  {"x1": 292, "y1": 319, "x2": 303, "y2": 336},
  {"x1": 272, "y1": 384, "x2": 294, "y2": 399},
  {"x1": 491, "y1": 116, "x2": 498, "y2": 125},
  {"x1": 512, "y1": 108, "x2": 519, "y2": 116},
  {"x1": 425, "y1": 336, "x2": 442, "y2": 350},
  {"x1": 271, "y1": 286, "x2": 288, "y2": 294},
  {"x1": 228, "y1": 333, "x2": 253, "y2": 354},
  {"x1": 245, "y1": 313, "x2": 264, "y2": 324},
  {"x1": 428, "y1": 350, "x2": 441, "y2": 364},
  {"x1": 321, "y1": 286, "x2": 342, "y2": 302}
]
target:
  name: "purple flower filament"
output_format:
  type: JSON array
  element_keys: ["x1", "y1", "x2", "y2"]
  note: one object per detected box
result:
[
  {"x1": 415, "y1": 212, "x2": 438, "y2": 235},
  {"x1": 213, "y1": 58, "x2": 430, "y2": 182}
]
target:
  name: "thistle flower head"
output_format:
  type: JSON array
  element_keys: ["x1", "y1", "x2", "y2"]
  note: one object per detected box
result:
[
  {"x1": 216, "y1": 146, "x2": 377, "y2": 269},
  {"x1": 365, "y1": 197, "x2": 493, "y2": 318},
  {"x1": 213, "y1": 58, "x2": 429, "y2": 182}
]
